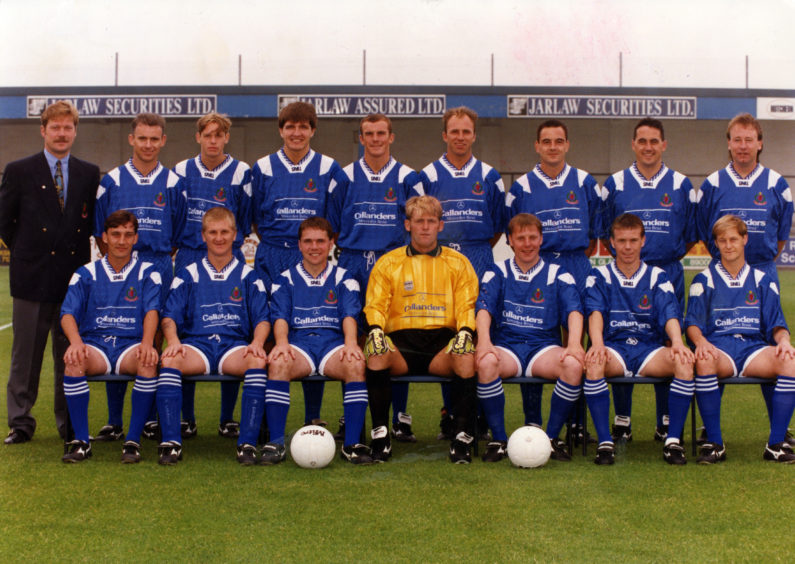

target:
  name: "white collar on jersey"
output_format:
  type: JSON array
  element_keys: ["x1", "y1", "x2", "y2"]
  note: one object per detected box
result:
[
  {"x1": 440, "y1": 154, "x2": 476, "y2": 176},
  {"x1": 532, "y1": 163, "x2": 570, "y2": 187},
  {"x1": 297, "y1": 261, "x2": 333, "y2": 285},
  {"x1": 727, "y1": 162, "x2": 762, "y2": 184},
  {"x1": 201, "y1": 256, "x2": 238, "y2": 280},
  {"x1": 630, "y1": 162, "x2": 668, "y2": 187},
  {"x1": 609, "y1": 261, "x2": 647, "y2": 288},
  {"x1": 125, "y1": 159, "x2": 163, "y2": 183},
  {"x1": 714, "y1": 261, "x2": 750, "y2": 287},
  {"x1": 101, "y1": 251, "x2": 138, "y2": 280},
  {"x1": 510, "y1": 257, "x2": 544, "y2": 281},
  {"x1": 195, "y1": 154, "x2": 232, "y2": 178},
  {"x1": 278, "y1": 148, "x2": 315, "y2": 172},
  {"x1": 360, "y1": 156, "x2": 396, "y2": 181}
]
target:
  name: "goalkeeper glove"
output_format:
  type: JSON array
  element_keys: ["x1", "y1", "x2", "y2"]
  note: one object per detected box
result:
[
  {"x1": 364, "y1": 326, "x2": 394, "y2": 359},
  {"x1": 446, "y1": 327, "x2": 475, "y2": 355}
]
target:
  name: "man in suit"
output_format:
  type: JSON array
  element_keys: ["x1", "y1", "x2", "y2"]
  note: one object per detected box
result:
[{"x1": 0, "y1": 100, "x2": 100, "y2": 443}]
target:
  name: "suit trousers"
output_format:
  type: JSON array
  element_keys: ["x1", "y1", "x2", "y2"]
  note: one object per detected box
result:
[{"x1": 7, "y1": 298, "x2": 69, "y2": 440}]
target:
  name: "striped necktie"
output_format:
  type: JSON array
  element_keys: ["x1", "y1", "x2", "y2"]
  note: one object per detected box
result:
[{"x1": 54, "y1": 159, "x2": 64, "y2": 211}]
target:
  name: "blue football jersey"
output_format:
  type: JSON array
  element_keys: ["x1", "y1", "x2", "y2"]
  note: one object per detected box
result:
[
  {"x1": 173, "y1": 155, "x2": 252, "y2": 251},
  {"x1": 270, "y1": 262, "x2": 361, "y2": 340},
  {"x1": 60, "y1": 252, "x2": 161, "y2": 340},
  {"x1": 602, "y1": 163, "x2": 697, "y2": 263},
  {"x1": 95, "y1": 160, "x2": 187, "y2": 254},
  {"x1": 251, "y1": 149, "x2": 346, "y2": 249},
  {"x1": 477, "y1": 258, "x2": 582, "y2": 349},
  {"x1": 585, "y1": 261, "x2": 681, "y2": 346},
  {"x1": 329, "y1": 157, "x2": 420, "y2": 252},
  {"x1": 163, "y1": 257, "x2": 269, "y2": 342},
  {"x1": 506, "y1": 164, "x2": 603, "y2": 253},
  {"x1": 415, "y1": 155, "x2": 506, "y2": 246},
  {"x1": 685, "y1": 261, "x2": 787, "y2": 344},
  {"x1": 696, "y1": 164, "x2": 793, "y2": 264}
]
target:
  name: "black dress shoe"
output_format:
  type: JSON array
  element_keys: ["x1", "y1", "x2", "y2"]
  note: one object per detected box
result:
[{"x1": 4, "y1": 429, "x2": 30, "y2": 444}]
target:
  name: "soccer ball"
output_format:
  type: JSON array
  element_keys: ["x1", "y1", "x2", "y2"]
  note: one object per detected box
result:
[
  {"x1": 507, "y1": 426, "x2": 552, "y2": 468},
  {"x1": 290, "y1": 425, "x2": 336, "y2": 469}
]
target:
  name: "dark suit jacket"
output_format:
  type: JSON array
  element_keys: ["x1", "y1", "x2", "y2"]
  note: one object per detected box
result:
[{"x1": 0, "y1": 151, "x2": 100, "y2": 302}]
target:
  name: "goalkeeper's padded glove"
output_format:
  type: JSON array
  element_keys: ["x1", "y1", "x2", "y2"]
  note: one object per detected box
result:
[
  {"x1": 364, "y1": 326, "x2": 395, "y2": 359},
  {"x1": 446, "y1": 327, "x2": 475, "y2": 355}
]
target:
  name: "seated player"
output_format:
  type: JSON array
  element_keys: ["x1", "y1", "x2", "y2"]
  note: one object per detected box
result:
[
  {"x1": 364, "y1": 195, "x2": 479, "y2": 463},
  {"x1": 685, "y1": 214, "x2": 795, "y2": 464},
  {"x1": 60, "y1": 211, "x2": 161, "y2": 463},
  {"x1": 159, "y1": 207, "x2": 270, "y2": 466},
  {"x1": 584, "y1": 213, "x2": 694, "y2": 465},
  {"x1": 263, "y1": 217, "x2": 372, "y2": 465},
  {"x1": 475, "y1": 213, "x2": 584, "y2": 462}
]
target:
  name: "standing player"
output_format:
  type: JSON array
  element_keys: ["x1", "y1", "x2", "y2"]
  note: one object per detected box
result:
[
  {"x1": 251, "y1": 101, "x2": 348, "y2": 428},
  {"x1": 159, "y1": 207, "x2": 270, "y2": 466},
  {"x1": 328, "y1": 113, "x2": 422, "y2": 443},
  {"x1": 60, "y1": 211, "x2": 161, "y2": 463},
  {"x1": 685, "y1": 215, "x2": 795, "y2": 464},
  {"x1": 174, "y1": 112, "x2": 253, "y2": 440},
  {"x1": 506, "y1": 119, "x2": 603, "y2": 429},
  {"x1": 93, "y1": 113, "x2": 186, "y2": 441},
  {"x1": 696, "y1": 113, "x2": 793, "y2": 430},
  {"x1": 415, "y1": 106, "x2": 506, "y2": 437},
  {"x1": 475, "y1": 214, "x2": 584, "y2": 463},
  {"x1": 584, "y1": 213, "x2": 694, "y2": 465},
  {"x1": 602, "y1": 117, "x2": 698, "y2": 443},
  {"x1": 364, "y1": 195, "x2": 479, "y2": 463},
  {"x1": 263, "y1": 217, "x2": 371, "y2": 465}
]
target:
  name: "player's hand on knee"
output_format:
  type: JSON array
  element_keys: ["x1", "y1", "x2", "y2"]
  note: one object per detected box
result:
[
  {"x1": 137, "y1": 343, "x2": 159, "y2": 367},
  {"x1": 364, "y1": 327, "x2": 394, "y2": 359},
  {"x1": 475, "y1": 342, "x2": 500, "y2": 368},
  {"x1": 585, "y1": 345, "x2": 607, "y2": 367},
  {"x1": 162, "y1": 343, "x2": 186, "y2": 359},
  {"x1": 64, "y1": 343, "x2": 88, "y2": 367},
  {"x1": 244, "y1": 343, "x2": 268, "y2": 361},
  {"x1": 339, "y1": 344, "x2": 364, "y2": 363},
  {"x1": 270, "y1": 343, "x2": 294, "y2": 362},
  {"x1": 446, "y1": 328, "x2": 475, "y2": 356}
]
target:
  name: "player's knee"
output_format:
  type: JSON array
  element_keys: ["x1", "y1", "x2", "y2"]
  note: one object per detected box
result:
[
  {"x1": 245, "y1": 355, "x2": 267, "y2": 371},
  {"x1": 476, "y1": 355, "x2": 499, "y2": 382},
  {"x1": 694, "y1": 358, "x2": 718, "y2": 376},
  {"x1": 161, "y1": 355, "x2": 183, "y2": 371},
  {"x1": 138, "y1": 365, "x2": 157, "y2": 379},
  {"x1": 268, "y1": 356, "x2": 291, "y2": 380},
  {"x1": 64, "y1": 362, "x2": 86, "y2": 377}
]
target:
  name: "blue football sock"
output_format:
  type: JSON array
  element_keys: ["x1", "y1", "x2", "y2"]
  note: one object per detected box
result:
[
  {"x1": 156, "y1": 369, "x2": 183, "y2": 444},
  {"x1": 547, "y1": 380, "x2": 581, "y2": 440},
  {"x1": 584, "y1": 378, "x2": 612, "y2": 444},
  {"x1": 302, "y1": 380, "x2": 324, "y2": 423},
  {"x1": 695, "y1": 375, "x2": 722, "y2": 445},
  {"x1": 105, "y1": 381, "x2": 127, "y2": 426},
  {"x1": 478, "y1": 378, "x2": 507, "y2": 442},
  {"x1": 64, "y1": 375, "x2": 90, "y2": 443},
  {"x1": 667, "y1": 378, "x2": 695, "y2": 442},
  {"x1": 181, "y1": 380, "x2": 196, "y2": 423},
  {"x1": 343, "y1": 382, "x2": 368, "y2": 447},
  {"x1": 520, "y1": 383, "x2": 544, "y2": 426},
  {"x1": 238, "y1": 370, "x2": 267, "y2": 447},
  {"x1": 769, "y1": 376, "x2": 795, "y2": 445},
  {"x1": 653, "y1": 381, "x2": 669, "y2": 428},
  {"x1": 391, "y1": 382, "x2": 409, "y2": 425},
  {"x1": 127, "y1": 376, "x2": 157, "y2": 443},
  {"x1": 220, "y1": 380, "x2": 241, "y2": 424},
  {"x1": 266, "y1": 380, "x2": 291, "y2": 445},
  {"x1": 761, "y1": 381, "x2": 775, "y2": 422},
  {"x1": 611, "y1": 382, "x2": 633, "y2": 424}
]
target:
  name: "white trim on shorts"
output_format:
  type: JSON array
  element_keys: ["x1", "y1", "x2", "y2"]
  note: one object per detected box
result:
[
  {"x1": 218, "y1": 345, "x2": 247, "y2": 374},
  {"x1": 496, "y1": 346, "x2": 522, "y2": 378},
  {"x1": 85, "y1": 342, "x2": 139, "y2": 375},
  {"x1": 605, "y1": 345, "x2": 664, "y2": 377},
  {"x1": 714, "y1": 344, "x2": 767, "y2": 378},
  {"x1": 318, "y1": 344, "x2": 345, "y2": 377},
  {"x1": 183, "y1": 344, "x2": 211, "y2": 375},
  {"x1": 291, "y1": 344, "x2": 317, "y2": 375},
  {"x1": 636, "y1": 346, "x2": 665, "y2": 377},
  {"x1": 526, "y1": 344, "x2": 559, "y2": 378}
]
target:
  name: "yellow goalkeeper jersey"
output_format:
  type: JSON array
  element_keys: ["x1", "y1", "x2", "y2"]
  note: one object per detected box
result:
[{"x1": 364, "y1": 245, "x2": 478, "y2": 333}]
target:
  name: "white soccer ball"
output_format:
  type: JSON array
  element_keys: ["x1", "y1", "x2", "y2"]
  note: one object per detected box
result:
[
  {"x1": 290, "y1": 425, "x2": 336, "y2": 469},
  {"x1": 507, "y1": 425, "x2": 552, "y2": 468}
]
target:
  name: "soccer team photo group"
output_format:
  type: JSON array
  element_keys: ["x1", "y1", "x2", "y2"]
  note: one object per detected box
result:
[{"x1": 3, "y1": 98, "x2": 795, "y2": 472}]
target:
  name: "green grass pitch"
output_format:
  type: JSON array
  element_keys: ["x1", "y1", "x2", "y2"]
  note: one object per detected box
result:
[{"x1": 1, "y1": 267, "x2": 794, "y2": 562}]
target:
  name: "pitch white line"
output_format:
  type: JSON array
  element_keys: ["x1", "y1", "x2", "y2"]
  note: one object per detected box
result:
[{"x1": 0, "y1": 323, "x2": 12, "y2": 331}]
